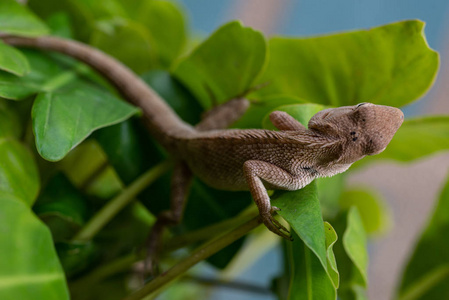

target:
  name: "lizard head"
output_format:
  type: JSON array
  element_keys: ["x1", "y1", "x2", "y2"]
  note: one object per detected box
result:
[{"x1": 308, "y1": 103, "x2": 403, "y2": 162}]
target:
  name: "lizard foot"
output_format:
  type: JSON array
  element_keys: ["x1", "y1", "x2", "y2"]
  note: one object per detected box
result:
[{"x1": 261, "y1": 209, "x2": 292, "y2": 241}]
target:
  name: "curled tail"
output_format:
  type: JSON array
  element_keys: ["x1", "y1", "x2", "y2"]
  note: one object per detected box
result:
[{"x1": 1, "y1": 35, "x2": 195, "y2": 151}]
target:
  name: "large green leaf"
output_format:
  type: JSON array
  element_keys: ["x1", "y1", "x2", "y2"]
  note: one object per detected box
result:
[
  {"x1": 253, "y1": 20, "x2": 438, "y2": 107},
  {"x1": 136, "y1": 0, "x2": 186, "y2": 68},
  {"x1": 0, "y1": 41, "x2": 30, "y2": 76},
  {"x1": 0, "y1": 99, "x2": 22, "y2": 139},
  {"x1": 0, "y1": 0, "x2": 49, "y2": 37},
  {"x1": 33, "y1": 173, "x2": 88, "y2": 242},
  {"x1": 0, "y1": 139, "x2": 39, "y2": 206},
  {"x1": 277, "y1": 184, "x2": 338, "y2": 299},
  {"x1": 95, "y1": 70, "x2": 201, "y2": 185},
  {"x1": 343, "y1": 207, "x2": 368, "y2": 287},
  {"x1": 398, "y1": 175, "x2": 449, "y2": 300},
  {"x1": 0, "y1": 50, "x2": 68, "y2": 100},
  {"x1": 273, "y1": 183, "x2": 329, "y2": 281},
  {"x1": 90, "y1": 19, "x2": 155, "y2": 74},
  {"x1": 317, "y1": 174, "x2": 345, "y2": 219},
  {"x1": 184, "y1": 179, "x2": 252, "y2": 269},
  {"x1": 359, "y1": 116, "x2": 449, "y2": 165},
  {"x1": 140, "y1": 70, "x2": 202, "y2": 126},
  {"x1": 32, "y1": 81, "x2": 139, "y2": 161},
  {"x1": 0, "y1": 194, "x2": 69, "y2": 300},
  {"x1": 173, "y1": 21, "x2": 267, "y2": 108},
  {"x1": 286, "y1": 229, "x2": 337, "y2": 300}
]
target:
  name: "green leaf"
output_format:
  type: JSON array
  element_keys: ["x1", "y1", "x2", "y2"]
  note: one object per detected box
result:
[
  {"x1": 46, "y1": 12, "x2": 74, "y2": 39},
  {"x1": 0, "y1": 50, "x2": 68, "y2": 100},
  {"x1": 340, "y1": 188, "x2": 391, "y2": 235},
  {"x1": 273, "y1": 183, "x2": 328, "y2": 278},
  {"x1": 286, "y1": 229, "x2": 336, "y2": 300},
  {"x1": 343, "y1": 207, "x2": 368, "y2": 287},
  {"x1": 0, "y1": 99, "x2": 23, "y2": 139},
  {"x1": 398, "y1": 175, "x2": 449, "y2": 300},
  {"x1": 136, "y1": 0, "x2": 187, "y2": 68},
  {"x1": 33, "y1": 173, "x2": 88, "y2": 242},
  {"x1": 32, "y1": 81, "x2": 139, "y2": 161},
  {"x1": 317, "y1": 174, "x2": 345, "y2": 219},
  {"x1": 28, "y1": 0, "x2": 94, "y2": 41},
  {"x1": 173, "y1": 21, "x2": 267, "y2": 108},
  {"x1": 90, "y1": 18, "x2": 155, "y2": 74},
  {"x1": 0, "y1": 139, "x2": 39, "y2": 206},
  {"x1": 0, "y1": 41, "x2": 30, "y2": 76},
  {"x1": 358, "y1": 116, "x2": 449, "y2": 165},
  {"x1": 94, "y1": 119, "x2": 164, "y2": 185},
  {"x1": 253, "y1": 20, "x2": 439, "y2": 107},
  {"x1": 141, "y1": 70, "x2": 202, "y2": 125},
  {"x1": 95, "y1": 70, "x2": 200, "y2": 184},
  {"x1": 55, "y1": 241, "x2": 97, "y2": 278},
  {"x1": 0, "y1": 194, "x2": 69, "y2": 300},
  {"x1": 0, "y1": 0, "x2": 49, "y2": 37},
  {"x1": 324, "y1": 222, "x2": 339, "y2": 288},
  {"x1": 184, "y1": 179, "x2": 252, "y2": 269}
]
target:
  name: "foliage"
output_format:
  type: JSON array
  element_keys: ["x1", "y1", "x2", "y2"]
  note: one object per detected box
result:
[{"x1": 0, "y1": 1, "x2": 447, "y2": 300}]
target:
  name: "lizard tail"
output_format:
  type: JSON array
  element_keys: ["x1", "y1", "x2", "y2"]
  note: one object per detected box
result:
[{"x1": 1, "y1": 35, "x2": 195, "y2": 152}]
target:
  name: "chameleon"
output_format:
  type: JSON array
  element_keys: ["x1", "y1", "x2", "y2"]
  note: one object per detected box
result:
[{"x1": 1, "y1": 35, "x2": 404, "y2": 243}]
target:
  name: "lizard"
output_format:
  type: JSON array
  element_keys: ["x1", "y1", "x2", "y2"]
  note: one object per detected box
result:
[{"x1": 1, "y1": 35, "x2": 404, "y2": 245}]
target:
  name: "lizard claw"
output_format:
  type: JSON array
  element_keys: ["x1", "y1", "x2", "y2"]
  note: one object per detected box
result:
[{"x1": 261, "y1": 211, "x2": 292, "y2": 241}]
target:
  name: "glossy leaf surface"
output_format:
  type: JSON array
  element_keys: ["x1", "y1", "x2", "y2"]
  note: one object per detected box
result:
[
  {"x1": 32, "y1": 82, "x2": 139, "y2": 161},
  {"x1": 0, "y1": 0, "x2": 49, "y2": 37},
  {"x1": 253, "y1": 20, "x2": 438, "y2": 107},
  {"x1": 174, "y1": 21, "x2": 267, "y2": 108},
  {"x1": 0, "y1": 41, "x2": 30, "y2": 76},
  {"x1": 0, "y1": 139, "x2": 39, "y2": 206},
  {"x1": 0, "y1": 194, "x2": 69, "y2": 300}
]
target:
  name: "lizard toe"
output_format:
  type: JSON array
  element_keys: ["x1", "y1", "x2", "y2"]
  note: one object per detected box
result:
[{"x1": 261, "y1": 213, "x2": 292, "y2": 240}]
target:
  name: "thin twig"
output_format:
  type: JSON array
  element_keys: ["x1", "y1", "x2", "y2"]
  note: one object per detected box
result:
[
  {"x1": 123, "y1": 215, "x2": 262, "y2": 300},
  {"x1": 72, "y1": 160, "x2": 172, "y2": 241},
  {"x1": 165, "y1": 205, "x2": 258, "y2": 251},
  {"x1": 183, "y1": 275, "x2": 272, "y2": 295}
]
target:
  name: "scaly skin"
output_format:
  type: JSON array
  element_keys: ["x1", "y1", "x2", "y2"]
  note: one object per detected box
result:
[{"x1": 2, "y1": 35, "x2": 404, "y2": 240}]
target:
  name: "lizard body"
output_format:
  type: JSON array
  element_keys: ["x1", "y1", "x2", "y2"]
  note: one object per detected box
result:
[{"x1": 1, "y1": 35, "x2": 404, "y2": 240}]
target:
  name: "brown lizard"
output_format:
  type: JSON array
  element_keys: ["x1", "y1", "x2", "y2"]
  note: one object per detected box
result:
[{"x1": 1, "y1": 36, "x2": 404, "y2": 244}]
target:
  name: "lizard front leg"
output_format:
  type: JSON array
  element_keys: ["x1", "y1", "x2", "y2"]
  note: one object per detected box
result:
[{"x1": 243, "y1": 160, "x2": 305, "y2": 240}]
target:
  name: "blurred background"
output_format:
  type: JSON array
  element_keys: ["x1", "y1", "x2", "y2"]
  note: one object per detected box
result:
[{"x1": 176, "y1": 1, "x2": 449, "y2": 299}]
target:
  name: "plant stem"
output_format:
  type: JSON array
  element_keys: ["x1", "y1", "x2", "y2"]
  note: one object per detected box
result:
[
  {"x1": 70, "y1": 207, "x2": 259, "y2": 289},
  {"x1": 182, "y1": 275, "x2": 271, "y2": 295},
  {"x1": 123, "y1": 214, "x2": 262, "y2": 300},
  {"x1": 73, "y1": 160, "x2": 172, "y2": 241},
  {"x1": 398, "y1": 265, "x2": 449, "y2": 300},
  {"x1": 165, "y1": 205, "x2": 258, "y2": 251},
  {"x1": 70, "y1": 253, "x2": 138, "y2": 290}
]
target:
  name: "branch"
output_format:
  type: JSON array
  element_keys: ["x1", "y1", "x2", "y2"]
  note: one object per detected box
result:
[
  {"x1": 183, "y1": 275, "x2": 271, "y2": 295},
  {"x1": 123, "y1": 214, "x2": 262, "y2": 300},
  {"x1": 73, "y1": 160, "x2": 172, "y2": 241}
]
